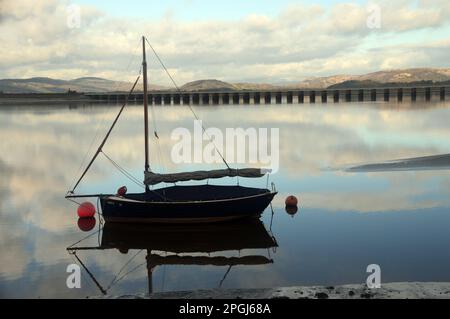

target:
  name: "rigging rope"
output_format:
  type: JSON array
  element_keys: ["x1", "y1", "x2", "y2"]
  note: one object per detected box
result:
[
  {"x1": 145, "y1": 37, "x2": 231, "y2": 170},
  {"x1": 69, "y1": 120, "x2": 103, "y2": 193},
  {"x1": 106, "y1": 249, "x2": 144, "y2": 290},
  {"x1": 68, "y1": 72, "x2": 141, "y2": 194},
  {"x1": 102, "y1": 151, "x2": 169, "y2": 200},
  {"x1": 69, "y1": 253, "x2": 107, "y2": 296},
  {"x1": 67, "y1": 229, "x2": 145, "y2": 294},
  {"x1": 68, "y1": 41, "x2": 142, "y2": 194},
  {"x1": 67, "y1": 228, "x2": 102, "y2": 249},
  {"x1": 101, "y1": 151, "x2": 145, "y2": 188},
  {"x1": 148, "y1": 94, "x2": 168, "y2": 176},
  {"x1": 71, "y1": 251, "x2": 107, "y2": 295},
  {"x1": 107, "y1": 261, "x2": 147, "y2": 291},
  {"x1": 68, "y1": 36, "x2": 238, "y2": 197}
]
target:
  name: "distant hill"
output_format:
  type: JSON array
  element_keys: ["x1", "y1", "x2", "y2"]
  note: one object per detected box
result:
[
  {"x1": 180, "y1": 68, "x2": 450, "y2": 91},
  {"x1": 295, "y1": 68, "x2": 450, "y2": 89},
  {"x1": 233, "y1": 83, "x2": 279, "y2": 91},
  {"x1": 0, "y1": 77, "x2": 166, "y2": 93},
  {"x1": 329, "y1": 79, "x2": 450, "y2": 89},
  {"x1": 292, "y1": 75, "x2": 355, "y2": 89},
  {"x1": 1, "y1": 68, "x2": 450, "y2": 93},
  {"x1": 180, "y1": 79, "x2": 237, "y2": 92},
  {"x1": 357, "y1": 68, "x2": 450, "y2": 83},
  {"x1": 181, "y1": 80, "x2": 284, "y2": 92},
  {"x1": 327, "y1": 80, "x2": 381, "y2": 89}
]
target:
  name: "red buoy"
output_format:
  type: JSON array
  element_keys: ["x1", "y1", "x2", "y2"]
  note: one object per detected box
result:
[
  {"x1": 285, "y1": 205, "x2": 299, "y2": 217},
  {"x1": 77, "y1": 202, "x2": 96, "y2": 218},
  {"x1": 285, "y1": 195, "x2": 298, "y2": 207},
  {"x1": 77, "y1": 217, "x2": 96, "y2": 232},
  {"x1": 117, "y1": 186, "x2": 127, "y2": 197}
]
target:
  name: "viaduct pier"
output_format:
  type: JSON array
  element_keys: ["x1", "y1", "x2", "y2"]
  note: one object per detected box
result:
[{"x1": 86, "y1": 85, "x2": 450, "y2": 105}]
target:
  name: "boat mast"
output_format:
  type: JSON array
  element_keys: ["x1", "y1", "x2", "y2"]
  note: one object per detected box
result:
[
  {"x1": 142, "y1": 36, "x2": 150, "y2": 192},
  {"x1": 147, "y1": 249, "x2": 153, "y2": 295}
]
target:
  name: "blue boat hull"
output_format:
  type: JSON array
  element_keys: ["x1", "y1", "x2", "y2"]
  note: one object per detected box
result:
[{"x1": 100, "y1": 185, "x2": 277, "y2": 224}]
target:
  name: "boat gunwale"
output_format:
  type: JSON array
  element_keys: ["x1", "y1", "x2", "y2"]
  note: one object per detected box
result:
[{"x1": 102, "y1": 191, "x2": 278, "y2": 205}]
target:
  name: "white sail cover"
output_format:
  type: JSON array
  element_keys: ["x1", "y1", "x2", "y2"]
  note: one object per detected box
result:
[{"x1": 144, "y1": 168, "x2": 270, "y2": 186}]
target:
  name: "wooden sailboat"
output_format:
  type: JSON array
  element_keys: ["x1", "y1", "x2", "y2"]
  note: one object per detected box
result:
[{"x1": 66, "y1": 36, "x2": 277, "y2": 223}]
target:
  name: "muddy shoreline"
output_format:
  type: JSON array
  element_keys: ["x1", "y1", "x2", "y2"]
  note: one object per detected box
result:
[{"x1": 98, "y1": 283, "x2": 450, "y2": 299}]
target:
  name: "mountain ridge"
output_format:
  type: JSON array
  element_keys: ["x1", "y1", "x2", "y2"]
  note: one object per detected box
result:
[{"x1": 1, "y1": 68, "x2": 450, "y2": 93}]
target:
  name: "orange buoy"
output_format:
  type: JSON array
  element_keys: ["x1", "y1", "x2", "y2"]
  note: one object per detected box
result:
[
  {"x1": 77, "y1": 217, "x2": 96, "y2": 232},
  {"x1": 77, "y1": 202, "x2": 96, "y2": 218},
  {"x1": 285, "y1": 195, "x2": 298, "y2": 207},
  {"x1": 117, "y1": 186, "x2": 127, "y2": 197}
]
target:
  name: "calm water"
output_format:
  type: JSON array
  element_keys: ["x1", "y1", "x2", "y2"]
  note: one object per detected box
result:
[{"x1": 1, "y1": 102, "x2": 450, "y2": 298}]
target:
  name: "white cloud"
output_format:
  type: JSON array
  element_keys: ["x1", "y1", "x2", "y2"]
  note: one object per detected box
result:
[{"x1": 1, "y1": 0, "x2": 450, "y2": 83}]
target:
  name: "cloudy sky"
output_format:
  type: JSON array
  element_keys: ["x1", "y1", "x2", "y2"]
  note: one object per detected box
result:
[{"x1": 1, "y1": 0, "x2": 450, "y2": 84}]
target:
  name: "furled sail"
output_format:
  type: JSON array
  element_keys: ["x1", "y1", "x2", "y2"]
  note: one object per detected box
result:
[{"x1": 144, "y1": 168, "x2": 270, "y2": 186}]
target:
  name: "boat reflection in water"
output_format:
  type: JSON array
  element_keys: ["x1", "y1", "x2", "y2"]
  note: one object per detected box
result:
[{"x1": 67, "y1": 216, "x2": 278, "y2": 296}]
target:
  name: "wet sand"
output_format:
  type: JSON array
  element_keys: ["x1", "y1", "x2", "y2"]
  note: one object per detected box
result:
[
  {"x1": 101, "y1": 282, "x2": 450, "y2": 299},
  {"x1": 346, "y1": 154, "x2": 450, "y2": 172}
]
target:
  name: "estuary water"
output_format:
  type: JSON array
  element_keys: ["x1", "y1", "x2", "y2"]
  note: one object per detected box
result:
[{"x1": 1, "y1": 101, "x2": 450, "y2": 298}]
